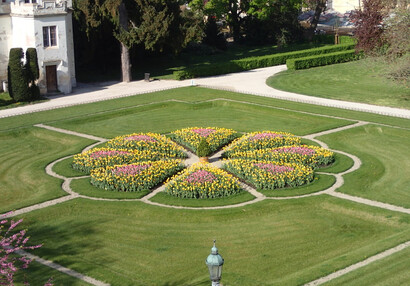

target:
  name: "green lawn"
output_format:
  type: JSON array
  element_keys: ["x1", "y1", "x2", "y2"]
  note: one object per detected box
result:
[
  {"x1": 20, "y1": 197, "x2": 409, "y2": 286},
  {"x1": 267, "y1": 59, "x2": 410, "y2": 109},
  {"x1": 324, "y1": 246, "x2": 410, "y2": 286},
  {"x1": 46, "y1": 99, "x2": 352, "y2": 138},
  {"x1": 0, "y1": 127, "x2": 94, "y2": 213},
  {"x1": 319, "y1": 125, "x2": 410, "y2": 208},
  {"x1": 0, "y1": 87, "x2": 409, "y2": 285}
]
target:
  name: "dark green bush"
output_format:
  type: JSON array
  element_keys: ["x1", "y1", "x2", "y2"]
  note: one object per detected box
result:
[
  {"x1": 286, "y1": 50, "x2": 362, "y2": 70},
  {"x1": 8, "y1": 48, "x2": 30, "y2": 102},
  {"x1": 174, "y1": 43, "x2": 356, "y2": 79},
  {"x1": 25, "y1": 48, "x2": 40, "y2": 99},
  {"x1": 26, "y1": 48, "x2": 39, "y2": 82},
  {"x1": 197, "y1": 138, "x2": 211, "y2": 157}
]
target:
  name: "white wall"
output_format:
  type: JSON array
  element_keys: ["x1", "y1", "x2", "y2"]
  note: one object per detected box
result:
[
  {"x1": 0, "y1": 13, "x2": 12, "y2": 83},
  {"x1": 10, "y1": 13, "x2": 75, "y2": 94},
  {"x1": 329, "y1": 0, "x2": 362, "y2": 13}
]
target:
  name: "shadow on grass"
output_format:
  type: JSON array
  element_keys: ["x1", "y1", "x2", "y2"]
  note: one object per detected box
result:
[{"x1": 21, "y1": 218, "x2": 110, "y2": 284}]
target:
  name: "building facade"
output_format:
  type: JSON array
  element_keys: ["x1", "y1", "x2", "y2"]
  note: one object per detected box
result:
[
  {"x1": 0, "y1": 0, "x2": 76, "y2": 94},
  {"x1": 328, "y1": 0, "x2": 363, "y2": 13}
]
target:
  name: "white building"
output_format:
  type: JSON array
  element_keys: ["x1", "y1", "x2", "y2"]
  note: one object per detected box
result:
[
  {"x1": 0, "y1": 0, "x2": 76, "y2": 94},
  {"x1": 328, "y1": 0, "x2": 363, "y2": 13}
]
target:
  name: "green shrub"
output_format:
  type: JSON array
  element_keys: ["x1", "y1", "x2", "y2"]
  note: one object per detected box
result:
[
  {"x1": 174, "y1": 43, "x2": 356, "y2": 79},
  {"x1": 25, "y1": 48, "x2": 39, "y2": 81},
  {"x1": 8, "y1": 48, "x2": 30, "y2": 102},
  {"x1": 197, "y1": 138, "x2": 211, "y2": 157},
  {"x1": 286, "y1": 50, "x2": 362, "y2": 70},
  {"x1": 25, "y1": 48, "x2": 40, "y2": 99}
]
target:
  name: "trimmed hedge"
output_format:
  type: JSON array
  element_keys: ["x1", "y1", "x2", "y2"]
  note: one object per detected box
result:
[
  {"x1": 174, "y1": 43, "x2": 356, "y2": 79},
  {"x1": 7, "y1": 48, "x2": 30, "y2": 102},
  {"x1": 286, "y1": 50, "x2": 362, "y2": 70}
]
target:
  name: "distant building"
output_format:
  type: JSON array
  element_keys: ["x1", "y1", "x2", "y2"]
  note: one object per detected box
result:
[
  {"x1": 0, "y1": 0, "x2": 76, "y2": 94},
  {"x1": 328, "y1": 0, "x2": 363, "y2": 13}
]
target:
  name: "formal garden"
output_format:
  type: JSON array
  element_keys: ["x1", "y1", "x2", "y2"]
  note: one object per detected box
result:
[{"x1": 0, "y1": 85, "x2": 409, "y2": 285}]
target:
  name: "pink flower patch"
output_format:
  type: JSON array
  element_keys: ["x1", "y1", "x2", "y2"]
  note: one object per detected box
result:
[
  {"x1": 125, "y1": 135, "x2": 156, "y2": 142},
  {"x1": 254, "y1": 163, "x2": 294, "y2": 174},
  {"x1": 272, "y1": 147, "x2": 315, "y2": 156},
  {"x1": 89, "y1": 150, "x2": 130, "y2": 159},
  {"x1": 186, "y1": 170, "x2": 216, "y2": 184},
  {"x1": 112, "y1": 164, "x2": 150, "y2": 176},
  {"x1": 250, "y1": 133, "x2": 283, "y2": 140},
  {"x1": 191, "y1": 128, "x2": 215, "y2": 137}
]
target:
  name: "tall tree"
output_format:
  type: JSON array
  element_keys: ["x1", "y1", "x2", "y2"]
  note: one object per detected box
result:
[
  {"x1": 303, "y1": 0, "x2": 327, "y2": 39},
  {"x1": 351, "y1": 0, "x2": 387, "y2": 54},
  {"x1": 74, "y1": 0, "x2": 197, "y2": 82},
  {"x1": 190, "y1": 0, "x2": 250, "y2": 42}
]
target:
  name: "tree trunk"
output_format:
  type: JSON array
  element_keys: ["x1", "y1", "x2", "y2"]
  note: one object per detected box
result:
[
  {"x1": 306, "y1": 0, "x2": 327, "y2": 40},
  {"x1": 120, "y1": 42, "x2": 131, "y2": 82},
  {"x1": 119, "y1": 1, "x2": 131, "y2": 82}
]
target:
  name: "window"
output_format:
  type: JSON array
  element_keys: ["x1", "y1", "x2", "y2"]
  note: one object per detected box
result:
[{"x1": 43, "y1": 26, "x2": 57, "y2": 47}]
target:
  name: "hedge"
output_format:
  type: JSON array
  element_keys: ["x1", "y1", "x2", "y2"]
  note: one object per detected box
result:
[
  {"x1": 286, "y1": 50, "x2": 363, "y2": 70},
  {"x1": 174, "y1": 43, "x2": 356, "y2": 80},
  {"x1": 8, "y1": 48, "x2": 30, "y2": 102}
]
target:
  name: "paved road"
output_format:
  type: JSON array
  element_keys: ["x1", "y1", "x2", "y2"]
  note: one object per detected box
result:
[{"x1": 1, "y1": 65, "x2": 409, "y2": 119}]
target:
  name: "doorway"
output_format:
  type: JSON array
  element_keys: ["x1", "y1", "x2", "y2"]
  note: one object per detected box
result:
[{"x1": 46, "y1": 65, "x2": 58, "y2": 92}]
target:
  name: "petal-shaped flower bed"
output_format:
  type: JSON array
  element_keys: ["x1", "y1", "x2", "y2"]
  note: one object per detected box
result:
[
  {"x1": 223, "y1": 159, "x2": 314, "y2": 190},
  {"x1": 164, "y1": 163, "x2": 243, "y2": 198},
  {"x1": 72, "y1": 148, "x2": 171, "y2": 174},
  {"x1": 225, "y1": 145, "x2": 334, "y2": 169},
  {"x1": 170, "y1": 127, "x2": 239, "y2": 155},
  {"x1": 90, "y1": 160, "x2": 184, "y2": 192},
  {"x1": 223, "y1": 131, "x2": 301, "y2": 157},
  {"x1": 106, "y1": 132, "x2": 187, "y2": 158}
]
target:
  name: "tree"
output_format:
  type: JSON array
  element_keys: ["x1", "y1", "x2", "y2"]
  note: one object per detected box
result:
[
  {"x1": 191, "y1": 0, "x2": 250, "y2": 42},
  {"x1": 303, "y1": 0, "x2": 327, "y2": 39},
  {"x1": 25, "y1": 48, "x2": 41, "y2": 99},
  {"x1": 351, "y1": 0, "x2": 387, "y2": 54},
  {"x1": 246, "y1": 0, "x2": 302, "y2": 45},
  {"x1": 0, "y1": 216, "x2": 46, "y2": 285},
  {"x1": 7, "y1": 48, "x2": 30, "y2": 102},
  {"x1": 74, "y1": 0, "x2": 198, "y2": 82}
]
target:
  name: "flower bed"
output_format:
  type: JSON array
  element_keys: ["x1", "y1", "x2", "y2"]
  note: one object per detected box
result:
[
  {"x1": 170, "y1": 127, "x2": 239, "y2": 155},
  {"x1": 164, "y1": 163, "x2": 243, "y2": 198},
  {"x1": 72, "y1": 148, "x2": 170, "y2": 174},
  {"x1": 223, "y1": 131, "x2": 301, "y2": 157},
  {"x1": 225, "y1": 145, "x2": 334, "y2": 169},
  {"x1": 90, "y1": 160, "x2": 184, "y2": 192},
  {"x1": 106, "y1": 132, "x2": 187, "y2": 158},
  {"x1": 223, "y1": 159, "x2": 314, "y2": 190}
]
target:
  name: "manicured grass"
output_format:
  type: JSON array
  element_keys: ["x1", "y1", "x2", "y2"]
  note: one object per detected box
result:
[
  {"x1": 21, "y1": 197, "x2": 409, "y2": 285},
  {"x1": 150, "y1": 191, "x2": 255, "y2": 207},
  {"x1": 259, "y1": 174, "x2": 336, "y2": 197},
  {"x1": 0, "y1": 87, "x2": 409, "y2": 132},
  {"x1": 14, "y1": 260, "x2": 89, "y2": 286},
  {"x1": 48, "y1": 100, "x2": 352, "y2": 138},
  {"x1": 318, "y1": 152, "x2": 354, "y2": 174},
  {"x1": 70, "y1": 177, "x2": 150, "y2": 199},
  {"x1": 0, "y1": 127, "x2": 95, "y2": 213},
  {"x1": 52, "y1": 156, "x2": 85, "y2": 178},
  {"x1": 267, "y1": 59, "x2": 410, "y2": 109},
  {"x1": 1, "y1": 86, "x2": 409, "y2": 285},
  {"x1": 325, "y1": 246, "x2": 410, "y2": 286},
  {"x1": 319, "y1": 125, "x2": 410, "y2": 208}
]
